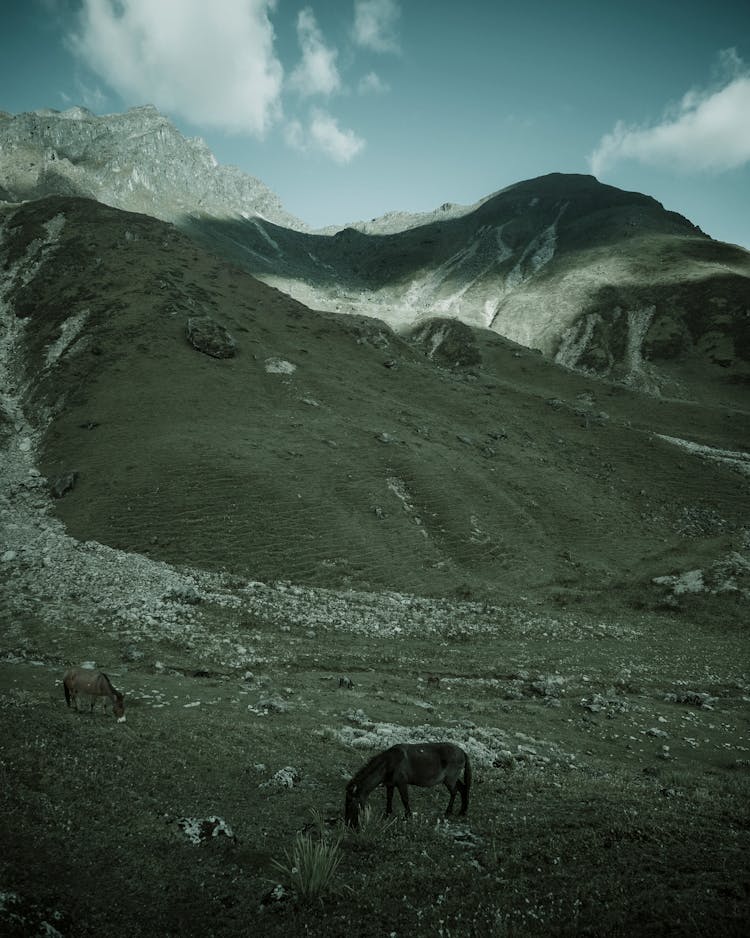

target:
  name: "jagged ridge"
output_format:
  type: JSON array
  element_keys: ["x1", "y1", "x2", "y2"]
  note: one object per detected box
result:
[
  {"x1": 2, "y1": 106, "x2": 749, "y2": 399},
  {"x1": 0, "y1": 105, "x2": 307, "y2": 230}
]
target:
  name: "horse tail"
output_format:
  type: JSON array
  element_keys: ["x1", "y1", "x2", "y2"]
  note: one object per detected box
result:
[{"x1": 63, "y1": 676, "x2": 71, "y2": 707}]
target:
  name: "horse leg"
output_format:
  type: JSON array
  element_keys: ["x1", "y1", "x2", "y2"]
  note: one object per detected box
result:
[
  {"x1": 397, "y1": 781, "x2": 411, "y2": 818},
  {"x1": 457, "y1": 779, "x2": 468, "y2": 815},
  {"x1": 444, "y1": 780, "x2": 457, "y2": 815},
  {"x1": 385, "y1": 784, "x2": 394, "y2": 816}
]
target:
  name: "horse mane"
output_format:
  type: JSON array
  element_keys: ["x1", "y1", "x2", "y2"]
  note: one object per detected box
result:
[
  {"x1": 349, "y1": 748, "x2": 390, "y2": 791},
  {"x1": 100, "y1": 672, "x2": 116, "y2": 693}
]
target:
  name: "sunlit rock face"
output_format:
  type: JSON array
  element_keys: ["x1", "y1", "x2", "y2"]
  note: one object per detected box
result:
[{"x1": 0, "y1": 105, "x2": 307, "y2": 230}]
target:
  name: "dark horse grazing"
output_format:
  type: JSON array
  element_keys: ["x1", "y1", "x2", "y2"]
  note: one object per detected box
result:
[
  {"x1": 63, "y1": 668, "x2": 125, "y2": 721},
  {"x1": 345, "y1": 742, "x2": 471, "y2": 827}
]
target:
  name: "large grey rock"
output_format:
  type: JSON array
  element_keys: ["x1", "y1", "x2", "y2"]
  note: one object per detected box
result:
[
  {"x1": 50, "y1": 470, "x2": 78, "y2": 498},
  {"x1": 186, "y1": 316, "x2": 237, "y2": 359},
  {"x1": 409, "y1": 318, "x2": 482, "y2": 369}
]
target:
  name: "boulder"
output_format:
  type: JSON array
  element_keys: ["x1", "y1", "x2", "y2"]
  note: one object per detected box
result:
[
  {"x1": 408, "y1": 318, "x2": 482, "y2": 369},
  {"x1": 186, "y1": 316, "x2": 237, "y2": 358},
  {"x1": 50, "y1": 470, "x2": 78, "y2": 498}
]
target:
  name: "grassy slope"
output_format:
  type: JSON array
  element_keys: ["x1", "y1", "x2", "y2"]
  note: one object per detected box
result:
[{"x1": 2, "y1": 196, "x2": 744, "y2": 607}]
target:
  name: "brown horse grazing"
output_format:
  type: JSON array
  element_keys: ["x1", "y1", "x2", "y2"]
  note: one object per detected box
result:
[
  {"x1": 345, "y1": 742, "x2": 471, "y2": 827},
  {"x1": 63, "y1": 668, "x2": 125, "y2": 721}
]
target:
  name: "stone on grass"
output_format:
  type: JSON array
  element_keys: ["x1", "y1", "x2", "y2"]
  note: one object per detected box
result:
[
  {"x1": 260, "y1": 766, "x2": 302, "y2": 790},
  {"x1": 256, "y1": 695, "x2": 288, "y2": 713},
  {"x1": 264, "y1": 357, "x2": 296, "y2": 374},
  {"x1": 173, "y1": 816, "x2": 236, "y2": 845},
  {"x1": 50, "y1": 471, "x2": 78, "y2": 499},
  {"x1": 186, "y1": 316, "x2": 237, "y2": 359},
  {"x1": 664, "y1": 690, "x2": 717, "y2": 709}
]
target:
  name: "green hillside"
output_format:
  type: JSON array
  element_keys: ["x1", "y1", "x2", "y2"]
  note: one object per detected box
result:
[{"x1": 2, "y1": 195, "x2": 746, "y2": 610}]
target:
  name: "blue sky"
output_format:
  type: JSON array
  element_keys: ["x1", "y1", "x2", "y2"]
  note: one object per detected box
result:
[{"x1": 2, "y1": 1, "x2": 750, "y2": 246}]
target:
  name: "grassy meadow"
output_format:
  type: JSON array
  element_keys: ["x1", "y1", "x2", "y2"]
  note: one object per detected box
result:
[{"x1": 1, "y1": 590, "x2": 748, "y2": 936}]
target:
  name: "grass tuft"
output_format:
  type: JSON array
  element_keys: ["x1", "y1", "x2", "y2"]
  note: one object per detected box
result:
[
  {"x1": 347, "y1": 803, "x2": 398, "y2": 845},
  {"x1": 271, "y1": 832, "x2": 344, "y2": 902}
]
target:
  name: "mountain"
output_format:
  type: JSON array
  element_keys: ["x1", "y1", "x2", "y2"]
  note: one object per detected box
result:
[
  {"x1": 1, "y1": 194, "x2": 747, "y2": 609},
  {"x1": 2, "y1": 115, "x2": 749, "y2": 937},
  {"x1": 0, "y1": 105, "x2": 307, "y2": 230},
  {"x1": 2, "y1": 106, "x2": 748, "y2": 402},
  {"x1": 187, "y1": 173, "x2": 750, "y2": 401},
  {"x1": 1, "y1": 106, "x2": 748, "y2": 606}
]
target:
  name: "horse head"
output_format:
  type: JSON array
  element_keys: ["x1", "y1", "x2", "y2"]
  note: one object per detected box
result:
[{"x1": 113, "y1": 692, "x2": 125, "y2": 720}]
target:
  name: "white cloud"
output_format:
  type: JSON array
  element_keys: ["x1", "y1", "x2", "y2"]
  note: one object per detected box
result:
[
  {"x1": 69, "y1": 0, "x2": 283, "y2": 136},
  {"x1": 310, "y1": 109, "x2": 365, "y2": 162},
  {"x1": 289, "y1": 7, "x2": 341, "y2": 98},
  {"x1": 353, "y1": 0, "x2": 400, "y2": 54},
  {"x1": 74, "y1": 78, "x2": 108, "y2": 112},
  {"x1": 284, "y1": 119, "x2": 305, "y2": 151},
  {"x1": 358, "y1": 71, "x2": 389, "y2": 94},
  {"x1": 590, "y1": 51, "x2": 750, "y2": 176},
  {"x1": 286, "y1": 109, "x2": 365, "y2": 163}
]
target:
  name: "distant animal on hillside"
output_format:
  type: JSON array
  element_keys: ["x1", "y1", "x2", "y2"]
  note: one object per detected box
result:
[
  {"x1": 345, "y1": 742, "x2": 471, "y2": 827},
  {"x1": 63, "y1": 668, "x2": 125, "y2": 721}
]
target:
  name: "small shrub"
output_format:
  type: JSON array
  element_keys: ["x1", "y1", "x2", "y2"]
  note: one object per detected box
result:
[{"x1": 271, "y1": 832, "x2": 343, "y2": 902}]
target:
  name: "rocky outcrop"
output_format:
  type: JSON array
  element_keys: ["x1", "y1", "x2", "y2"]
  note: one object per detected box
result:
[
  {"x1": 186, "y1": 316, "x2": 238, "y2": 359},
  {"x1": 652, "y1": 551, "x2": 750, "y2": 600},
  {"x1": 0, "y1": 106, "x2": 307, "y2": 230},
  {"x1": 50, "y1": 470, "x2": 77, "y2": 498},
  {"x1": 408, "y1": 318, "x2": 482, "y2": 369}
]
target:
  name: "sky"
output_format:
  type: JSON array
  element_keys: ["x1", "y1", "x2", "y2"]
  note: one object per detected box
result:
[{"x1": 2, "y1": 0, "x2": 750, "y2": 246}]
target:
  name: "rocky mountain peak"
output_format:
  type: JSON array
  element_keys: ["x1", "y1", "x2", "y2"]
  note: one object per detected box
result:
[
  {"x1": 2, "y1": 106, "x2": 748, "y2": 399},
  {"x1": 0, "y1": 105, "x2": 308, "y2": 230}
]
